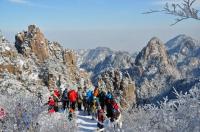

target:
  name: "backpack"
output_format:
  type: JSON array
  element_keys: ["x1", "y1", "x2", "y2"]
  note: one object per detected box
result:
[
  {"x1": 93, "y1": 88, "x2": 99, "y2": 97},
  {"x1": 86, "y1": 90, "x2": 93, "y2": 102},
  {"x1": 98, "y1": 109, "x2": 105, "y2": 122},
  {"x1": 68, "y1": 90, "x2": 77, "y2": 103},
  {"x1": 112, "y1": 103, "x2": 120, "y2": 119},
  {"x1": 99, "y1": 92, "x2": 105, "y2": 102},
  {"x1": 106, "y1": 93, "x2": 112, "y2": 99},
  {"x1": 62, "y1": 89, "x2": 68, "y2": 101}
]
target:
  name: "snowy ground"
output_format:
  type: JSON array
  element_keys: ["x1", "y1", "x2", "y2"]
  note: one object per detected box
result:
[{"x1": 76, "y1": 111, "x2": 98, "y2": 132}]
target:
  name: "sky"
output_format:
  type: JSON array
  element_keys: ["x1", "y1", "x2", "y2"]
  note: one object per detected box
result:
[{"x1": 0, "y1": 0, "x2": 199, "y2": 52}]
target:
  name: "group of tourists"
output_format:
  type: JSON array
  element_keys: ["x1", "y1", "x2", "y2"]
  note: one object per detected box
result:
[{"x1": 47, "y1": 85, "x2": 121, "y2": 129}]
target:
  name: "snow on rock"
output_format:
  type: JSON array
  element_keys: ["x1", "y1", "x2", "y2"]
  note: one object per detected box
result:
[
  {"x1": 166, "y1": 34, "x2": 200, "y2": 78},
  {"x1": 132, "y1": 37, "x2": 181, "y2": 103}
]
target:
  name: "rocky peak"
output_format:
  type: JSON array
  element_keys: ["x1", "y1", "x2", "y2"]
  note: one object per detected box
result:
[
  {"x1": 166, "y1": 35, "x2": 200, "y2": 78},
  {"x1": 15, "y1": 25, "x2": 49, "y2": 62},
  {"x1": 166, "y1": 34, "x2": 199, "y2": 53},
  {"x1": 133, "y1": 37, "x2": 180, "y2": 103},
  {"x1": 135, "y1": 37, "x2": 170, "y2": 68}
]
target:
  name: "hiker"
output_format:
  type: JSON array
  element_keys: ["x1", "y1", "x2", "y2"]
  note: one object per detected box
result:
[
  {"x1": 53, "y1": 88, "x2": 60, "y2": 112},
  {"x1": 99, "y1": 90, "x2": 106, "y2": 110},
  {"x1": 48, "y1": 96, "x2": 55, "y2": 114},
  {"x1": 93, "y1": 86, "x2": 99, "y2": 97},
  {"x1": 86, "y1": 90, "x2": 93, "y2": 115},
  {"x1": 77, "y1": 87, "x2": 83, "y2": 111},
  {"x1": 97, "y1": 106, "x2": 106, "y2": 129},
  {"x1": 68, "y1": 89, "x2": 77, "y2": 111},
  {"x1": 106, "y1": 91, "x2": 113, "y2": 100},
  {"x1": 56, "y1": 75, "x2": 62, "y2": 94},
  {"x1": 37, "y1": 92, "x2": 43, "y2": 104},
  {"x1": 111, "y1": 100, "x2": 120, "y2": 122},
  {"x1": 82, "y1": 89, "x2": 87, "y2": 113},
  {"x1": 105, "y1": 91, "x2": 113, "y2": 118},
  {"x1": 68, "y1": 108, "x2": 74, "y2": 121},
  {"x1": 91, "y1": 97, "x2": 98, "y2": 120},
  {"x1": 61, "y1": 87, "x2": 69, "y2": 110}
]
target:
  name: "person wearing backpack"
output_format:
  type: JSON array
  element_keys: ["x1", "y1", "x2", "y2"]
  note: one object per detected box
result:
[
  {"x1": 93, "y1": 86, "x2": 99, "y2": 97},
  {"x1": 48, "y1": 96, "x2": 56, "y2": 114},
  {"x1": 99, "y1": 90, "x2": 106, "y2": 110},
  {"x1": 86, "y1": 90, "x2": 93, "y2": 115},
  {"x1": 97, "y1": 106, "x2": 105, "y2": 129},
  {"x1": 53, "y1": 88, "x2": 60, "y2": 112},
  {"x1": 82, "y1": 89, "x2": 87, "y2": 113},
  {"x1": 91, "y1": 97, "x2": 98, "y2": 120},
  {"x1": 68, "y1": 89, "x2": 78, "y2": 111},
  {"x1": 105, "y1": 91, "x2": 113, "y2": 118},
  {"x1": 111, "y1": 100, "x2": 120, "y2": 122},
  {"x1": 62, "y1": 87, "x2": 69, "y2": 110},
  {"x1": 77, "y1": 87, "x2": 83, "y2": 111}
]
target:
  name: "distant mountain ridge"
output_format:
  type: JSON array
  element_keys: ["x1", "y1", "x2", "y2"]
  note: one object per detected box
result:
[
  {"x1": 77, "y1": 47, "x2": 135, "y2": 76},
  {"x1": 166, "y1": 34, "x2": 200, "y2": 78},
  {"x1": 77, "y1": 35, "x2": 200, "y2": 104}
]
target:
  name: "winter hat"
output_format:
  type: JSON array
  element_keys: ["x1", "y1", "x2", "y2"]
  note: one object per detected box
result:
[{"x1": 98, "y1": 105, "x2": 101, "y2": 110}]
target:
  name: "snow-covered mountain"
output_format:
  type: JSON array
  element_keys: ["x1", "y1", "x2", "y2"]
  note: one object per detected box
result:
[
  {"x1": 166, "y1": 34, "x2": 200, "y2": 78},
  {"x1": 77, "y1": 47, "x2": 135, "y2": 75},
  {"x1": 0, "y1": 25, "x2": 93, "y2": 131},
  {"x1": 77, "y1": 47, "x2": 114, "y2": 71},
  {"x1": 131, "y1": 37, "x2": 180, "y2": 103}
]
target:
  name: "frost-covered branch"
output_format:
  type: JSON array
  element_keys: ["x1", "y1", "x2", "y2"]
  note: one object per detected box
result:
[
  {"x1": 144, "y1": 0, "x2": 200, "y2": 26},
  {"x1": 122, "y1": 85, "x2": 200, "y2": 132}
]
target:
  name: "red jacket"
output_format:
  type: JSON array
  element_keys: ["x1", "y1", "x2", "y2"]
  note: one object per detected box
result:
[
  {"x1": 48, "y1": 98, "x2": 55, "y2": 106},
  {"x1": 48, "y1": 108, "x2": 55, "y2": 114},
  {"x1": 54, "y1": 89, "x2": 60, "y2": 98},
  {"x1": 112, "y1": 103, "x2": 119, "y2": 111},
  {"x1": 68, "y1": 90, "x2": 77, "y2": 103}
]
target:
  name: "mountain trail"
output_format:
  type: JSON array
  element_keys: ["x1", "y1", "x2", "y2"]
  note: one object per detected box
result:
[{"x1": 76, "y1": 111, "x2": 98, "y2": 132}]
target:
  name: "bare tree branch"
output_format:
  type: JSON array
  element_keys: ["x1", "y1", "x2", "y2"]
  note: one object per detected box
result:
[{"x1": 143, "y1": 0, "x2": 200, "y2": 26}]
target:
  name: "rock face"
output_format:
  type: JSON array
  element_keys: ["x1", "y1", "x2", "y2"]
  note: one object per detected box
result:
[
  {"x1": 133, "y1": 37, "x2": 180, "y2": 103},
  {"x1": 166, "y1": 35, "x2": 200, "y2": 78},
  {"x1": 0, "y1": 25, "x2": 92, "y2": 96},
  {"x1": 0, "y1": 35, "x2": 21, "y2": 77},
  {"x1": 15, "y1": 25, "x2": 49, "y2": 62}
]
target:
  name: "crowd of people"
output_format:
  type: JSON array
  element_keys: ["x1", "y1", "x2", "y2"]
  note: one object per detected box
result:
[{"x1": 47, "y1": 85, "x2": 121, "y2": 129}]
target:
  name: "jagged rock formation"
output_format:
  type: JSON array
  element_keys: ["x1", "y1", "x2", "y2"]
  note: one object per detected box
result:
[
  {"x1": 97, "y1": 69, "x2": 136, "y2": 107},
  {"x1": 133, "y1": 37, "x2": 180, "y2": 103},
  {"x1": 15, "y1": 25, "x2": 49, "y2": 62},
  {"x1": 0, "y1": 32, "x2": 49, "y2": 103},
  {"x1": 13, "y1": 25, "x2": 92, "y2": 92},
  {"x1": 0, "y1": 25, "x2": 93, "y2": 98},
  {"x1": 166, "y1": 34, "x2": 200, "y2": 78}
]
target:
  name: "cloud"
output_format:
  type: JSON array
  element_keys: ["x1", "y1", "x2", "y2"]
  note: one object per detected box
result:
[
  {"x1": 7, "y1": 0, "x2": 56, "y2": 9},
  {"x1": 8, "y1": 0, "x2": 29, "y2": 4}
]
